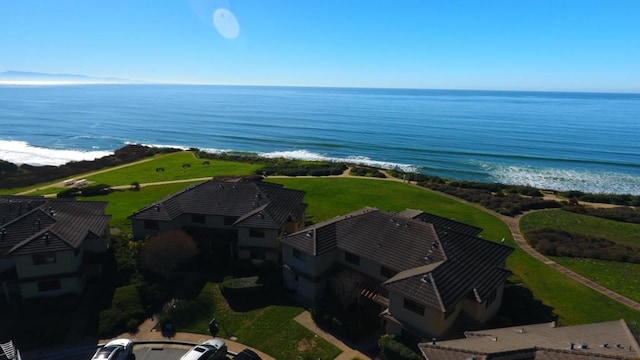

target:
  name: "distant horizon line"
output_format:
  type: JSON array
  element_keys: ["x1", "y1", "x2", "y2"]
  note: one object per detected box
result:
[{"x1": 0, "y1": 74, "x2": 638, "y2": 95}]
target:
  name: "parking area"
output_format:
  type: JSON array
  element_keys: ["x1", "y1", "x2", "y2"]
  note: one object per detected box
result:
[{"x1": 133, "y1": 345, "x2": 192, "y2": 360}]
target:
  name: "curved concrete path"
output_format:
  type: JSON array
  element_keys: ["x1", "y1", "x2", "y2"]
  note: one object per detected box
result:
[
  {"x1": 500, "y1": 214, "x2": 640, "y2": 312},
  {"x1": 421, "y1": 184, "x2": 640, "y2": 313}
]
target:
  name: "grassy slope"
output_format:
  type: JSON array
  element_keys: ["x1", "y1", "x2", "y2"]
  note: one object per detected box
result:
[
  {"x1": 521, "y1": 209, "x2": 640, "y2": 305},
  {"x1": 520, "y1": 209, "x2": 640, "y2": 246},
  {"x1": 85, "y1": 152, "x2": 263, "y2": 185}
]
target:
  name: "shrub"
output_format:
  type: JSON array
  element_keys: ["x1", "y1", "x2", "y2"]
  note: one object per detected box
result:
[
  {"x1": 98, "y1": 285, "x2": 145, "y2": 336},
  {"x1": 378, "y1": 334, "x2": 422, "y2": 360},
  {"x1": 525, "y1": 228, "x2": 640, "y2": 263}
]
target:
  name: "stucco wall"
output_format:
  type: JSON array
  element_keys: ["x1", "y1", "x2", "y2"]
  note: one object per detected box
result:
[{"x1": 14, "y1": 249, "x2": 78, "y2": 279}]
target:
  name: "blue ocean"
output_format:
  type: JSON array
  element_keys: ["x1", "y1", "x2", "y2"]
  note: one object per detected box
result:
[{"x1": 0, "y1": 85, "x2": 639, "y2": 194}]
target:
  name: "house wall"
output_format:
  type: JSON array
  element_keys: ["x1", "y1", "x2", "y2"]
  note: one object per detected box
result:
[
  {"x1": 337, "y1": 249, "x2": 384, "y2": 280},
  {"x1": 19, "y1": 275, "x2": 85, "y2": 299},
  {"x1": 83, "y1": 231, "x2": 111, "y2": 252},
  {"x1": 14, "y1": 249, "x2": 79, "y2": 279},
  {"x1": 0, "y1": 257, "x2": 14, "y2": 273},
  {"x1": 460, "y1": 284, "x2": 505, "y2": 323},
  {"x1": 237, "y1": 228, "x2": 279, "y2": 249},
  {"x1": 387, "y1": 292, "x2": 446, "y2": 338},
  {"x1": 281, "y1": 245, "x2": 337, "y2": 305}
]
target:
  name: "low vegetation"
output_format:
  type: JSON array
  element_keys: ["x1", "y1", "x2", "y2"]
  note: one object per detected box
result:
[
  {"x1": 558, "y1": 190, "x2": 640, "y2": 206},
  {"x1": 563, "y1": 205, "x2": 640, "y2": 224},
  {"x1": 257, "y1": 159, "x2": 347, "y2": 177},
  {"x1": 389, "y1": 171, "x2": 563, "y2": 216},
  {"x1": 525, "y1": 228, "x2": 640, "y2": 263},
  {"x1": 0, "y1": 144, "x2": 177, "y2": 189},
  {"x1": 349, "y1": 166, "x2": 387, "y2": 178}
]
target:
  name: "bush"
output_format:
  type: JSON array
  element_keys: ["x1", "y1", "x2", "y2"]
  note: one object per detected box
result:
[
  {"x1": 525, "y1": 228, "x2": 640, "y2": 263},
  {"x1": 378, "y1": 334, "x2": 422, "y2": 360},
  {"x1": 563, "y1": 205, "x2": 640, "y2": 224},
  {"x1": 98, "y1": 285, "x2": 145, "y2": 336}
]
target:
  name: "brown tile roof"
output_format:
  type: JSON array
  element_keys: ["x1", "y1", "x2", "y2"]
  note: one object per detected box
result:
[
  {"x1": 420, "y1": 320, "x2": 640, "y2": 360},
  {"x1": 129, "y1": 180, "x2": 306, "y2": 229},
  {"x1": 0, "y1": 196, "x2": 110, "y2": 256},
  {"x1": 283, "y1": 207, "x2": 513, "y2": 312}
]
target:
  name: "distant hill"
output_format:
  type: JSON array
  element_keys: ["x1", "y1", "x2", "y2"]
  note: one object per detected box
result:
[{"x1": 0, "y1": 70, "x2": 143, "y2": 84}]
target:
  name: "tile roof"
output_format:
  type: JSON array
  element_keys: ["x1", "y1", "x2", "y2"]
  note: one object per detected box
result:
[
  {"x1": 420, "y1": 320, "x2": 640, "y2": 360},
  {"x1": 283, "y1": 207, "x2": 513, "y2": 311},
  {"x1": 399, "y1": 209, "x2": 483, "y2": 237},
  {"x1": 0, "y1": 196, "x2": 110, "y2": 256},
  {"x1": 129, "y1": 180, "x2": 306, "y2": 229}
]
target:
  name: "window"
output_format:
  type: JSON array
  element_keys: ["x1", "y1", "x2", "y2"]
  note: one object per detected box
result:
[
  {"x1": 249, "y1": 229, "x2": 265, "y2": 238},
  {"x1": 345, "y1": 251, "x2": 360, "y2": 266},
  {"x1": 144, "y1": 220, "x2": 159, "y2": 230},
  {"x1": 403, "y1": 298, "x2": 425, "y2": 316},
  {"x1": 380, "y1": 265, "x2": 396, "y2": 278},
  {"x1": 292, "y1": 248, "x2": 305, "y2": 261},
  {"x1": 485, "y1": 289, "x2": 497, "y2": 309},
  {"x1": 191, "y1": 214, "x2": 205, "y2": 223},
  {"x1": 250, "y1": 249, "x2": 266, "y2": 260},
  {"x1": 224, "y1": 216, "x2": 237, "y2": 226},
  {"x1": 33, "y1": 252, "x2": 57, "y2": 265},
  {"x1": 38, "y1": 279, "x2": 61, "y2": 292}
]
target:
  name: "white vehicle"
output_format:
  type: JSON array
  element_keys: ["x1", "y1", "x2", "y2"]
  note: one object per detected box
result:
[
  {"x1": 180, "y1": 339, "x2": 227, "y2": 360},
  {"x1": 91, "y1": 338, "x2": 134, "y2": 360}
]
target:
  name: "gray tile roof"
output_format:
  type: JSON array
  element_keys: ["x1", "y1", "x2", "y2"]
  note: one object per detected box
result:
[
  {"x1": 0, "y1": 196, "x2": 110, "y2": 256},
  {"x1": 129, "y1": 180, "x2": 307, "y2": 229},
  {"x1": 399, "y1": 209, "x2": 483, "y2": 237},
  {"x1": 282, "y1": 207, "x2": 513, "y2": 312},
  {"x1": 420, "y1": 320, "x2": 640, "y2": 360}
]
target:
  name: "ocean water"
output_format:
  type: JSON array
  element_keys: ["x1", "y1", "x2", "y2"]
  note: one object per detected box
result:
[{"x1": 0, "y1": 84, "x2": 639, "y2": 194}]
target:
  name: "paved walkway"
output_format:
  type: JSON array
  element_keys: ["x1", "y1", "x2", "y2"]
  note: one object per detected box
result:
[
  {"x1": 500, "y1": 214, "x2": 640, "y2": 312},
  {"x1": 294, "y1": 311, "x2": 372, "y2": 360}
]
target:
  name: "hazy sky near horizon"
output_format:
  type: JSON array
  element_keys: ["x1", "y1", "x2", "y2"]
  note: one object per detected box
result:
[{"x1": 2, "y1": 0, "x2": 639, "y2": 92}]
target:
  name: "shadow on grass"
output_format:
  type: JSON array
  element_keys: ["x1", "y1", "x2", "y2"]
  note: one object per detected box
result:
[{"x1": 492, "y1": 281, "x2": 557, "y2": 327}]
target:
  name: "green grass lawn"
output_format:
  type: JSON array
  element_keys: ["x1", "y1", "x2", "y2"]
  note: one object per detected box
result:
[
  {"x1": 520, "y1": 209, "x2": 640, "y2": 246},
  {"x1": 177, "y1": 283, "x2": 342, "y2": 360},
  {"x1": 550, "y1": 257, "x2": 640, "y2": 303},
  {"x1": 84, "y1": 181, "x2": 203, "y2": 231},
  {"x1": 85, "y1": 151, "x2": 263, "y2": 186}
]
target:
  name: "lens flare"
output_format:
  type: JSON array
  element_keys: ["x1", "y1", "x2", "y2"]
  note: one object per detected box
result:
[{"x1": 213, "y1": 8, "x2": 240, "y2": 39}]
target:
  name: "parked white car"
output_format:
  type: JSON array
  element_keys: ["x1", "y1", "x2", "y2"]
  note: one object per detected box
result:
[
  {"x1": 91, "y1": 338, "x2": 134, "y2": 360},
  {"x1": 180, "y1": 338, "x2": 227, "y2": 360}
]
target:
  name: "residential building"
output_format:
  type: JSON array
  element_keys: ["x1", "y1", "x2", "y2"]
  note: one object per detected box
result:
[
  {"x1": 129, "y1": 178, "x2": 307, "y2": 263},
  {"x1": 0, "y1": 196, "x2": 111, "y2": 303},
  {"x1": 419, "y1": 319, "x2": 640, "y2": 360},
  {"x1": 281, "y1": 207, "x2": 513, "y2": 339}
]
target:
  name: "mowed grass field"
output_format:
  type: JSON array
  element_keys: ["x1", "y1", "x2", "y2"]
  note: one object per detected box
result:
[{"x1": 521, "y1": 209, "x2": 640, "y2": 304}]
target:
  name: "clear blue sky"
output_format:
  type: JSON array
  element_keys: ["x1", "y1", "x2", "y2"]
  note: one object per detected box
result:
[{"x1": 2, "y1": 0, "x2": 639, "y2": 92}]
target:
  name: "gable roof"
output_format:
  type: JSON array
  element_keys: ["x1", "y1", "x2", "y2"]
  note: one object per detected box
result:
[
  {"x1": 129, "y1": 179, "x2": 307, "y2": 230},
  {"x1": 0, "y1": 196, "x2": 110, "y2": 256},
  {"x1": 419, "y1": 320, "x2": 640, "y2": 360},
  {"x1": 283, "y1": 207, "x2": 513, "y2": 312}
]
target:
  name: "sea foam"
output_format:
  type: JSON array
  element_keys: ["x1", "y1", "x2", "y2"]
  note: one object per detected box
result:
[
  {"x1": 485, "y1": 163, "x2": 640, "y2": 195},
  {"x1": 0, "y1": 140, "x2": 111, "y2": 166}
]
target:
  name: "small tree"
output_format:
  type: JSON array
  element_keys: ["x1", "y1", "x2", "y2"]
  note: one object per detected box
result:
[
  {"x1": 332, "y1": 268, "x2": 364, "y2": 309},
  {"x1": 139, "y1": 230, "x2": 199, "y2": 279}
]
